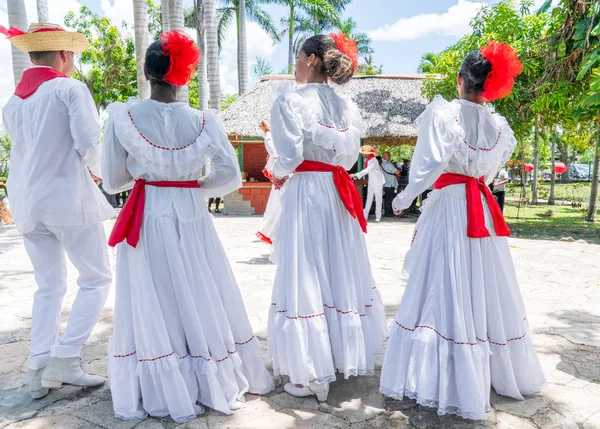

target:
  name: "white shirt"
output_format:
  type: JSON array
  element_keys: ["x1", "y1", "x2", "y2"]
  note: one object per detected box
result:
[
  {"x1": 494, "y1": 169, "x2": 509, "y2": 192},
  {"x1": 270, "y1": 82, "x2": 362, "y2": 178},
  {"x1": 102, "y1": 99, "x2": 241, "y2": 199},
  {"x1": 2, "y1": 74, "x2": 115, "y2": 234},
  {"x1": 355, "y1": 157, "x2": 385, "y2": 189},
  {"x1": 393, "y1": 96, "x2": 517, "y2": 211},
  {"x1": 380, "y1": 160, "x2": 398, "y2": 188}
]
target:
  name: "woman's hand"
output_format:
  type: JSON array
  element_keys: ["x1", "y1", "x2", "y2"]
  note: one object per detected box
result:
[
  {"x1": 259, "y1": 120, "x2": 271, "y2": 133},
  {"x1": 273, "y1": 176, "x2": 288, "y2": 190},
  {"x1": 393, "y1": 208, "x2": 403, "y2": 216}
]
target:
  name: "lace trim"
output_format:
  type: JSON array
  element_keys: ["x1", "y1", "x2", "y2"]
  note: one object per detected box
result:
[
  {"x1": 271, "y1": 300, "x2": 377, "y2": 318},
  {"x1": 112, "y1": 335, "x2": 255, "y2": 363},
  {"x1": 380, "y1": 387, "x2": 489, "y2": 421},
  {"x1": 128, "y1": 110, "x2": 205, "y2": 151},
  {"x1": 455, "y1": 116, "x2": 501, "y2": 152},
  {"x1": 395, "y1": 321, "x2": 527, "y2": 346}
]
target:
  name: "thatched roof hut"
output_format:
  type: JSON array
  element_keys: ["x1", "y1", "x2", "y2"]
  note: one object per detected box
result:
[{"x1": 222, "y1": 74, "x2": 430, "y2": 147}]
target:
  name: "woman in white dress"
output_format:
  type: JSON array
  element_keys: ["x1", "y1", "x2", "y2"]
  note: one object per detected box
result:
[
  {"x1": 256, "y1": 120, "x2": 284, "y2": 245},
  {"x1": 101, "y1": 32, "x2": 274, "y2": 423},
  {"x1": 352, "y1": 145, "x2": 385, "y2": 223},
  {"x1": 380, "y1": 42, "x2": 546, "y2": 420},
  {"x1": 266, "y1": 34, "x2": 387, "y2": 401}
]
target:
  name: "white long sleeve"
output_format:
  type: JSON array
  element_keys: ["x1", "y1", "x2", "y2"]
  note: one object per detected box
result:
[
  {"x1": 264, "y1": 131, "x2": 277, "y2": 157},
  {"x1": 101, "y1": 117, "x2": 135, "y2": 195},
  {"x1": 270, "y1": 94, "x2": 305, "y2": 178},
  {"x1": 392, "y1": 109, "x2": 455, "y2": 211},
  {"x1": 198, "y1": 112, "x2": 243, "y2": 198},
  {"x1": 63, "y1": 80, "x2": 103, "y2": 177},
  {"x1": 355, "y1": 159, "x2": 377, "y2": 180}
]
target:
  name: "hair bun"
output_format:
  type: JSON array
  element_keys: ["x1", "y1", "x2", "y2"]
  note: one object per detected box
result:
[{"x1": 323, "y1": 49, "x2": 355, "y2": 85}]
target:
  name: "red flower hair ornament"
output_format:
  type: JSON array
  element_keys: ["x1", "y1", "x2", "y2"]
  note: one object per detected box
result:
[
  {"x1": 479, "y1": 41, "x2": 524, "y2": 102},
  {"x1": 160, "y1": 31, "x2": 200, "y2": 87},
  {"x1": 330, "y1": 32, "x2": 359, "y2": 71}
]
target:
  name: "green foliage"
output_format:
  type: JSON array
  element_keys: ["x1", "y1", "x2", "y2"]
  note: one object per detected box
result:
[
  {"x1": 188, "y1": 74, "x2": 238, "y2": 111},
  {"x1": 253, "y1": 57, "x2": 274, "y2": 78},
  {"x1": 65, "y1": 6, "x2": 137, "y2": 111},
  {"x1": 357, "y1": 55, "x2": 383, "y2": 76},
  {"x1": 147, "y1": 0, "x2": 162, "y2": 41},
  {"x1": 337, "y1": 18, "x2": 373, "y2": 57},
  {"x1": 0, "y1": 134, "x2": 11, "y2": 177}
]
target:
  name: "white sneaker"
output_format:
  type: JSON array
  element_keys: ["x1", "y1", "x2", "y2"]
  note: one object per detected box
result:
[
  {"x1": 41, "y1": 357, "x2": 105, "y2": 389},
  {"x1": 284, "y1": 382, "x2": 329, "y2": 402},
  {"x1": 29, "y1": 367, "x2": 49, "y2": 399}
]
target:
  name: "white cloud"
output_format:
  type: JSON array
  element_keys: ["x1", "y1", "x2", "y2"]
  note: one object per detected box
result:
[
  {"x1": 369, "y1": 0, "x2": 486, "y2": 41},
  {"x1": 100, "y1": 0, "x2": 134, "y2": 34}
]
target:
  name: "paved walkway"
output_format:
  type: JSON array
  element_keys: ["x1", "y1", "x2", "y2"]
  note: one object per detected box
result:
[{"x1": 1, "y1": 217, "x2": 599, "y2": 429}]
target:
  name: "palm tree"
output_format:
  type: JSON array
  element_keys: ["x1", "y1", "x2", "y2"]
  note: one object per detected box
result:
[
  {"x1": 418, "y1": 52, "x2": 439, "y2": 74},
  {"x1": 37, "y1": 0, "x2": 49, "y2": 22},
  {"x1": 337, "y1": 18, "x2": 372, "y2": 57},
  {"x1": 253, "y1": 56, "x2": 273, "y2": 78},
  {"x1": 270, "y1": 0, "x2": 339, "y2": 73},
  {"x1": 168, "y1": 0, "x2": 189, "y2": 102},
  {"x1": 238, "y1": 0, "x2": 248, "y2": 94},
  {"x1": 192, "y1": 0, "x2": 208, "y2": 110},
  {"x1": 133, "y1": 0, "x2": 151, "y2": 100},
  {"x1": 205, "y1": 0, "x2": 221, "y2": 111},
  {"x1": 161, "y1": 0, "x2": 170, "y2": 31},
  {"x1": 310, "y1": 0, "x2": 348, "y2": 35},
  {"x1": 7, "y1": 0, "x2": 29, "y2": 85}
]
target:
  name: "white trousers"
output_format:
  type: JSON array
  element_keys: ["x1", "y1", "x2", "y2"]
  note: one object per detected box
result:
[
  {"x1": 364, "y1": 185, "x2": 383, "y2": 222},
  {"x1": 22, "y1": 222, "x2": 111, "y2": 370}
]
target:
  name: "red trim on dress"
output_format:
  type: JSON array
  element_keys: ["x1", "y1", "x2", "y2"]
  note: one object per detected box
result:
[
  {"x1": 317, "y1": 121, "x2": 349, "y2": 132},
  {"x1": 395, "y1": 321, "x2": 527, "y2": 347},
  {"x1": 455, "y1": 117, "x2": 501, "y2": 152},
  {"x1": 128, "y1": 111, "x2": 206, "y2": 151}
]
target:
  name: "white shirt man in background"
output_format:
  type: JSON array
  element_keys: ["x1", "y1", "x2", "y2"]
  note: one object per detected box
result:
[
  {"x1": 353, "y1": 146, "x2": 385, "y2": 222},
  {"x1": 493, "y1": 167, "x2": 510, "y2": 213},
  {"x1": 380, "y1": 151, "x2": 399, "y2": 217},
  {"x1": 2, "y1": 23, "x2": 114, "y2": 399}
]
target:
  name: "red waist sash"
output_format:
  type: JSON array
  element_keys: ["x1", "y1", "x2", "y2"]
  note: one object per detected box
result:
[
  {"x1": 434, "y1": 173, "x2": 510, "y2": 239},
  {"x1": 108, "y1": 179, "x2": 201, "y2": 248},
  {"x1": 295, "y1": 160, "x2": 367, "y2": 233}
]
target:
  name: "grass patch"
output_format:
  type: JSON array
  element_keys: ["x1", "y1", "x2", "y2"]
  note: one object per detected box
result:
[
  {"x1": 506, "y1": 182, "x2": 592, "y2": 203},
  {"x1": 505, "y1": 201, "x2": 600, "y2": 244}
]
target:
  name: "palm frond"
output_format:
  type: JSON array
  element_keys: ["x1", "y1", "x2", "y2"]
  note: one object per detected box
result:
[{"x1": 217, "y1": 6, "x2": 235, "y2": 52}]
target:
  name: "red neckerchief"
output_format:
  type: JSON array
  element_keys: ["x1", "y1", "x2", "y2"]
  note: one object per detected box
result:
[
  {"x1": 365, "y1": 154, "x2": 375, "y2": 168},
  {"x1": 15, "y1": 67, "x2": 67, "y2": 99}
]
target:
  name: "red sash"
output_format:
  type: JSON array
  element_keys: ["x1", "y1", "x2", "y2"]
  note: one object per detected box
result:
[
  {"x1": 15, "y1": 67, "x2": 67, "y2": 99},
  {"x1": 108, "y1": 179, "x2": 201, "y2": 248},
  {"x1": 295, "y1": 160, "x2": 367, "y2": 233},
  {"x1": 434, "y1": 173, "x2": 510, "y2": 239}
]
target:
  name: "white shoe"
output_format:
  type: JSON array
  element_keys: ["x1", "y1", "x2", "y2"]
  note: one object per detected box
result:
[
  {"x1": 29, "y1": 367, "x2": 49, "y2": 399},
  {"x1": 41, "y1": 357, "x2": 105, "y2": 389},
  {"x1": 284, "y1": 382, "x2": 329, "y2": 402}
]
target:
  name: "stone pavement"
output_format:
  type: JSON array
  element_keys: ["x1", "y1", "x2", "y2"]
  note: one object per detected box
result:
[{"x1": 1, "y1": 216, "x2": 599, "y2": 429}]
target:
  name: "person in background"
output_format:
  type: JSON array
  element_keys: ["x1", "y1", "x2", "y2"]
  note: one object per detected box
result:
[
  {"x1": 398, "y1": 159, "x2": 418, "y2": 212},
  {"x1": 353, "y1": 145, "x2": 385, "y2": 222},
  {"x1": 207, "y1": 197, "x2": 221, "y2": 213},
  {"x1": 376, "y1": 155, "x2": 383, "y2": 165},
  {"x1": 493, "y1": 167, "x2": 509, "y2": 213},
  {"x1": 380, "y1": 152, "x2": 399, "y2": 217},
  {"x1": 1, "y1": 22, "x2": 114, "y2": 399}
]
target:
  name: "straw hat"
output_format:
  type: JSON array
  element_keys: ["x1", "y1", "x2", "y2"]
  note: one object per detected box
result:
[
  {"x1": 3, "y1": 23, "x2": 89, "y2": 54},
  {"x1": 359, "y1": 145, "x2": 378, "y2": 156}
]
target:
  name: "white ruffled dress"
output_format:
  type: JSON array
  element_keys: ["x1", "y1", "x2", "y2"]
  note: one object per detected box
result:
[
  {"x1": 268, "y1": 83, "x2": 388, "y2": 386},
  {"x1": 380, "y1": 96, "x2": 546, "y2": 420},
  {"x1": 256, "y1": 132, "x2": 282, "y2": 245},
  {"x1": 101, "y1": 99, "x2": 274, "y2": 423}
]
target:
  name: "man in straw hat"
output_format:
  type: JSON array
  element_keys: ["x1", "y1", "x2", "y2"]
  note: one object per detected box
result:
[
  {"x1": 1, "y1": 23, "x2": 115, "y2": 399},
  {"x1": 352, "y1": 145, "x2": 385, "y2": 223}
]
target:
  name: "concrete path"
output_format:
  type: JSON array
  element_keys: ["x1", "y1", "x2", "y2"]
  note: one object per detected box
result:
[{"x1": 1, "y1": 216, "x2": 599, "y2": 429}]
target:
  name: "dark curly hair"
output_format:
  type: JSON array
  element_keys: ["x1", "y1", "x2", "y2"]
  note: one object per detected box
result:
[
  {"x1": 459, "y1": 50, "x2": 492, "y2": 94},
  {"x1": 300, "y1": 35, "x2": 355, "y2": 85}
]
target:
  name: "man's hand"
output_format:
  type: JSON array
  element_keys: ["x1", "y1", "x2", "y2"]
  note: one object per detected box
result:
[{"x1": 259, "y1": 120, "x2": 271, "y2": 133}]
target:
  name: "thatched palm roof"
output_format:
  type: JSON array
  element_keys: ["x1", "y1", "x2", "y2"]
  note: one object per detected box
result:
[{"x1": 221, "y1": 75, "x2": 431, "y2": 146}]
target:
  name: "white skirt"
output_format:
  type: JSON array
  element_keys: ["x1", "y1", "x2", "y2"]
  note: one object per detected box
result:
[
  {"x1": 257, "y1": 185, "x2": 281, "y2": 245},
  {"x1": 108, "y1": 189, "x2": 274, "y2": 423},
  {"x1": 268, "y1": 171, "x2": 388, "y2": 386},
  {"x1": 380, "y1": 185, "x2": 546, "y2": 420}
]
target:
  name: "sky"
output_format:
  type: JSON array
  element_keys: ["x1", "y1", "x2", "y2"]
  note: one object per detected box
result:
[{"x1": 0, "y1": 0, "x2": 554, "y2": 114}]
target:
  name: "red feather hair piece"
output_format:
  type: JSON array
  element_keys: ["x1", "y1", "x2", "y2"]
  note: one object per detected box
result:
[
  {"x1": 160, "y1": 31, "x2": 201, "y2": 87},
  {"x1": 0, "y1": 26, "x2": 27, "y2": 38},
  {"x1": 479, "y1": 41, "x2": 523, "y2": 102},
  {"x1": 330, "y1": 32, "x2": 359, "y2": 71}
]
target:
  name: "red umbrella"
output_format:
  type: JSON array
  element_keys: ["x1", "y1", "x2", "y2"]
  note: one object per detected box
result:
[
  {"x1": 525, "y1": 163, "x2": 534, "y2": 173},
  {"x1": 554, "y1": 162, "x2": 567, "y2": 174}
]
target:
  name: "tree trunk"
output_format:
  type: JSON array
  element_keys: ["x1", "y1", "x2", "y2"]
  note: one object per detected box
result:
[
  {"x1": 586, "y1": 117, "x2": 600, "y2": 222},
  {"x1": 205, "y1": 0, "x2": 221, "y2": 111},
  {"x1": 133, "y1": 0, "x2": 151, "y2": 100},
  {"x1": 161, "y1": 0, "x2": 170, "y2": 32},
  {"x1": 520, "y1": 149, "x2": 527, "y2": 185},
  {"x1": 548, "y1": 134, "x2": 556, "y2": 205},
  {"x1": 531, "y1": 119, "x2": 540, "y2": 205},
  {"x1": 237, "y1": 0, "x2": 248, "y2": 95},
  {"x1": 7, "y1": 0, "x2": 29, "y2": 85},
  {"x1": 37, "y1": 0, "x2": 49, "y2": 22},
  {"x1": 194, "y1": 0, "x2": 208, "y2": 110},
  {"x1": 288, "y1": 4, "x2": 294, "y2": 73},
  {"x1": 169, "y1": 0, "x2": 189, "y2": 103},
  {"x1": 558, "y1": 142, "x2": 571, "y2": 183},
  {"x1": 313, "y1": 14, "x2": 319, "y2": 35}
]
